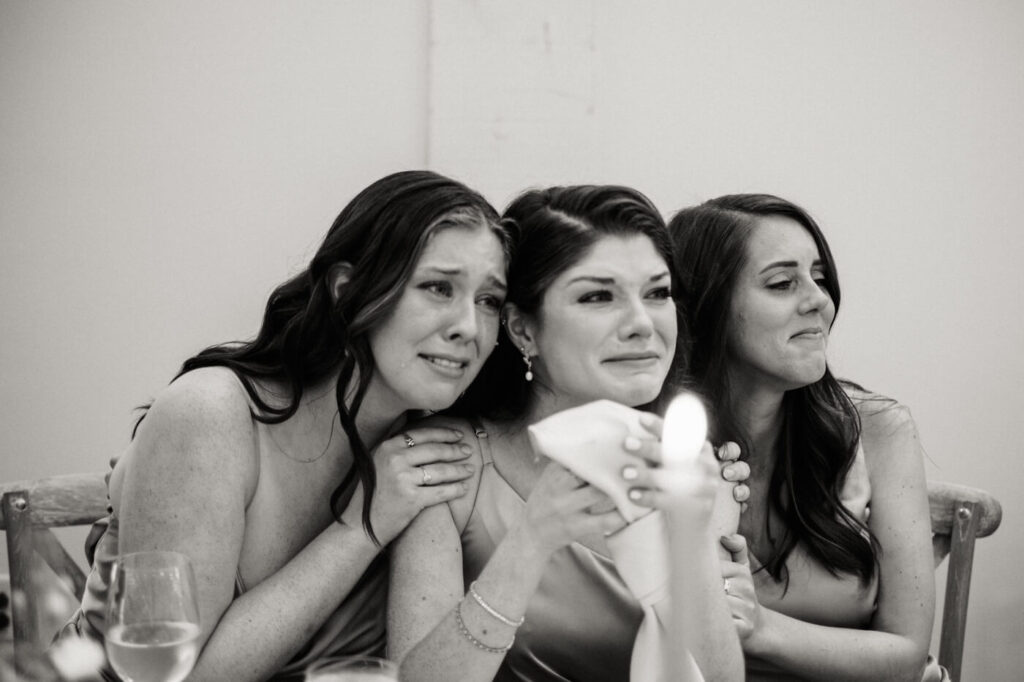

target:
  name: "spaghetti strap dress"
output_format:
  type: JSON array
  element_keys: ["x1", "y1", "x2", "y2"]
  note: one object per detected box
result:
[
  {"x1": 55, "y1": 415, "x2": 386, "y2": 682},
  {"x1": 459, "y1": 423, "x2": 644, "y2": 682},
  {"x1": 745, "y1": 443, "x2": 945, "y2": 681}
]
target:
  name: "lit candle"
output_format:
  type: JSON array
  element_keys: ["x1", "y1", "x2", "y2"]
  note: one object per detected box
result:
[
  {"x1": 661, "y1": 392, "x2": 707, "y2": 471},
  {"x1": 661, "y1": 391, "x2": 712, "y2": 682}
]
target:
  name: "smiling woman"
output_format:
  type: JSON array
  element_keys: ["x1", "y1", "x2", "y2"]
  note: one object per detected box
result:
[
  {"x1": 54, "y1": 170, "x2": 511, "y2": 682},
  {"x1": 669, "y1": 194, "x2": 939, "y2": 682}
]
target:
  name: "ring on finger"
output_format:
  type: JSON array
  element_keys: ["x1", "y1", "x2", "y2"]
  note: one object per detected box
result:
[
  {"x1": 403, "y1": 433, "x2": 416, "y2": 448},
  {"x1": 421, "y1": 467, "x2": 432, "y2": 485}
]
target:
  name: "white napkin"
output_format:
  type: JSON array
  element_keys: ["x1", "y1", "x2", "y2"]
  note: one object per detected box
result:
[
  {"x1": 527, "y1": 399, "x2": 651, "y2": 523},
  {"x1": 528, "y1": 400, "x2": 703, "y2": 681}
]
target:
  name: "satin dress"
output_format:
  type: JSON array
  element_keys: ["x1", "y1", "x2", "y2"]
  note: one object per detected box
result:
[
  {"x1": 460, "y1": 425, "x2": 644, "y2": 682},
  {"x1": 57, "y1": 442, "x2": 386, "y2": 682}
]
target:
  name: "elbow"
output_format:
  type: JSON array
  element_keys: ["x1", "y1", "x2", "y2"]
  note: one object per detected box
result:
[{"x1": 887, "y1": 641, "x2": 931, "y2": 682}]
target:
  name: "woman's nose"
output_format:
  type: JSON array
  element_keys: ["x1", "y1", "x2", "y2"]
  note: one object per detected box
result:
[{"x1": 619, "y1": 296, "x2": 655, "y2": 339}]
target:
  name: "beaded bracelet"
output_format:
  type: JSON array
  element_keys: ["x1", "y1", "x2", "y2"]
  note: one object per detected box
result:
[
  {"x1": 454, "y1": 602, "x2": 515, "y2": 654},
  {"x1": 468, "y1": 580, "x2": 525, "y2": 627}
]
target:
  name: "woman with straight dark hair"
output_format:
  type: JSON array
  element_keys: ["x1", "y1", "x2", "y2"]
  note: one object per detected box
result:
[
  {"x1": 59, "y1": 170, "x2": 512, "y2": 681},
  {"x1": 669, "y1": 194, "x2": 939, "y2": 681},
  {"x1": 388, "y1": 185, "x2": 744, "y2": 682}
]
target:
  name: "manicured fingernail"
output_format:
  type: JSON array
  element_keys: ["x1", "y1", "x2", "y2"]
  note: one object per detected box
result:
[
  {"x1": 460, "y1": 444, "x2": 473, "y2": 455},
  {"x1": 723, "y1": 466, "x2": 735, "y2": 478},
  {"x1": 628, "y1": 489, "x2": 643, "y2": 502},
  {"x1": 464, "y1": 464, "x2": 474, "y2": 473},
  {"x1": 639, "y1": 412, "x2": 656, "y2": 426},
  {"x1": 452, "y1": 429, "x2": 464, "y2": 439},
  {"x1": 623, "y1": 436, "x2": 642, "y2": 452},
  {"x1": 621, "y1": 465, "x2": 639, "y2": 481}
]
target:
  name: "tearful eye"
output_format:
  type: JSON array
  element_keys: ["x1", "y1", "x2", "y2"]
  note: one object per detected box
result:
[
  {"x1": 420, "y1": 281, "x2": 453, "y2": 298},
  {"x1": 646, "y1": 286, "x2": 671, "y2": 300},
  {"x1": 578, "y1": 290, "x2": 613, "y2": 304},
  {"x1": 477, "y1": 294, "x2": 503, "y2": 312}
]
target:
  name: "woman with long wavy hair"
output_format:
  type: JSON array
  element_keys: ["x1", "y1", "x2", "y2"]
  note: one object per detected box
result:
[
  {"x1": 388, "y1": 185, "x2": 744, "y2": 682},
  {"x1": 59, "y1": 170, "x2": 511, "y2": 681},
  {"x1": 669, "y1": 194, "x2": 939, "y2": 681}
]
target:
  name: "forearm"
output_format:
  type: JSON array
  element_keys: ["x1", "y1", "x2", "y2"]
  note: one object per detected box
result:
[
  {"x1": 399, "y1": 519, "x2": 551, "y2": 682},
  {"x1": 747, "y1": 607, "x2": 928, "y2": 682},
  {"x1": 671, "y1": 524, "x2": 744, "y2": 682},
  {"x1": 187, "y1": 523, "x2": 382, "y2": 682}
]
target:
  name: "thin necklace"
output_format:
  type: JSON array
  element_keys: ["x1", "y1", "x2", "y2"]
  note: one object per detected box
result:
[{"x1": 275, "y1": 410, "x2": 339, "y2": 464}]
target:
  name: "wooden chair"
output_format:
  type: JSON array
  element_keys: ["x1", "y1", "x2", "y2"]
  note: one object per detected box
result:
[
  {"x1": 928, "y1": 480, "x2": 1002, "y2": 682},
  {"x1": 1, "y1": 473, "x2": 108, "y2": 671}
]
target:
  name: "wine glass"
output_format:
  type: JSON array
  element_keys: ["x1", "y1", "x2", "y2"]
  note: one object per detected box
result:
[
  {"x1": 305, "y1": 655, "x2": 399, "y2": 681},
  {"x1": 105, "y1": 551, "x2": 201, "y2": 682}
]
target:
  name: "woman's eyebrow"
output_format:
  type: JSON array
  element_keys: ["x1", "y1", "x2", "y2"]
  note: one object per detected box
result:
[
  {"x1": 417, "y1": 265, "x2": 507, "y2": 290},
  {"x1": 757, "y1": 259, "x2": 822, "y2": 275},
  {"x1": 418, "y1": 265, "x2": 464, "y2": 275},
  {"x1": 566, "y1": 275, "x2": 616, "y2": 286},
  {"x1": 567, "y1": 271, "x2": 670, "y2": 286}
]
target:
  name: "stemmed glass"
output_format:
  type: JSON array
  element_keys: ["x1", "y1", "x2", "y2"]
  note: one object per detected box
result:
[{"x1": 105, "y1": 551, "x2": 201, "y2": 682}]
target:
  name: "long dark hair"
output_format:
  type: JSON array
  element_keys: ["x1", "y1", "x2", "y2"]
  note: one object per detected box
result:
[
  {"x1": 668, "y1": 193, "x2": 879, "y2": 585},
  {"x1": 138, "y1": 170, "x2": 504, "y2": 545},
  {"x1": 452, "y1": 184, "x2": 682, "y2": 420}
]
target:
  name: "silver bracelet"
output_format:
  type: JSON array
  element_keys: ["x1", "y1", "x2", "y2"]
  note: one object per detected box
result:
[
  {"x1": 454, "y1": 602, "x2": 515, "y2": 654},
  {"x1": 468, "y1": 580, "x2": 525, "y2": 627}
]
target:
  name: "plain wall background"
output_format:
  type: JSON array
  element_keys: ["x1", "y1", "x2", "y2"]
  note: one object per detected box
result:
[{"x1": 3, "y1": 1, "x2": 1021, "y2": 678}]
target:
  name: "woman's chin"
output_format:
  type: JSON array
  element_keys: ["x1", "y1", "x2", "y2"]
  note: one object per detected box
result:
[{"x1": 607, "y1": 383, "x2": 662, "y2": 408}]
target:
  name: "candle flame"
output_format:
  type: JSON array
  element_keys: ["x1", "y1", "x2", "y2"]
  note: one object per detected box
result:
[{"x1": 661, "y1": 392, "x2": 707, "y2": 468}]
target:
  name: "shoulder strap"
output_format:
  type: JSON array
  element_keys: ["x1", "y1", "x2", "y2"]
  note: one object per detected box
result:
[{"x1": 469, "y1": 418, "x2": 493, "y2": 465}]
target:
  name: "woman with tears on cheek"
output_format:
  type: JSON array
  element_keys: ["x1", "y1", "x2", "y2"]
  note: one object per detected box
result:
[
  {"x1": 57, "y1": 171, "x2": 511, "y2": 681},
  {"x1": 669, "y1": 194, "x2": 938, "y2": 681},
  {"x1": 388, "y1": 185, "x2": 745, "y2": 682}
]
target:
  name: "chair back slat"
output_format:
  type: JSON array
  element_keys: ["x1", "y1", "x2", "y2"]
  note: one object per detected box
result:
[
  {"x1": 33, "y1": 527, "x2": 90, "y2": 600},
  {"x1": 928, "y1": 481, "x2": 1002, "y2": 682},
  {"x1": 3, "y1": 490, "x2": 41, "y2": 659},
  {"x1": 0, "y1": 473, "x2": 108, "y2": 529},
  {"x1": 2, "y1": 473, "x2": 109, "y2": 672},
  {"x1": 928, "y1": 481, "x2": 1002, "y2": 538}
]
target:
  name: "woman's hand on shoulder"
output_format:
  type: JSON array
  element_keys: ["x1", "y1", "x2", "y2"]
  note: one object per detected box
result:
[{"x1": 341, "y1": 418, "x2": 475, "y2": 546}]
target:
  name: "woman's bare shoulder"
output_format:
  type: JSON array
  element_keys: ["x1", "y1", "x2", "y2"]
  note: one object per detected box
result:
[
  {"x1": 843, "y1": 384, "x2": 921, "y2": 471},
  {"x1": 145, "y1": 367, "x2": 254, "y2": 430},
  {"x1": 127, "y1": 367, "x2": 259, "y2": 491}
]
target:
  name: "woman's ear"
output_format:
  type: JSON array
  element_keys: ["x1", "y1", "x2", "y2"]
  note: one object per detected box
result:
[
  {"x1": 504, "y1": 303, "x2": 537, "y2": 355},
  {"x1": 327, "y1": 262, "x2": 354, "y2": 303}
]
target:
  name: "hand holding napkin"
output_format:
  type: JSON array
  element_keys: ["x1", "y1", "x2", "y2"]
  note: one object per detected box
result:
[{"x1": 527, "y1": 400, "x2": 704, "y2": 681}]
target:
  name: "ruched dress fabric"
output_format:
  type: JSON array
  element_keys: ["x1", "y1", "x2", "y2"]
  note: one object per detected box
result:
[
  {"x1": 745, "y1": 444, "x2": 945, "y2": 682},
  {"x1": 56, "y1": 458, "x2": 386, "y2": 681},
  {"x1": 459, "y1": 426, "x2": 644, "y2": 682}
]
